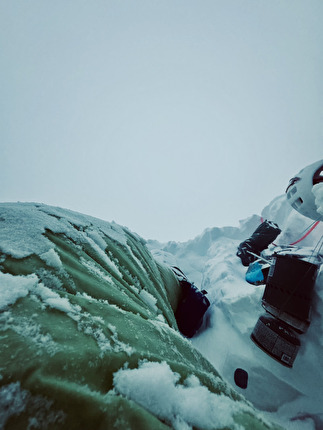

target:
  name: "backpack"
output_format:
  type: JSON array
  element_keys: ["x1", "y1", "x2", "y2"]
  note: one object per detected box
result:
[{"x1": 174, "y1": 275, "x2": 210, "y2": 338}]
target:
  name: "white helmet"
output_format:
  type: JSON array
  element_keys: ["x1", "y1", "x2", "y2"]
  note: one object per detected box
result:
[{"x1": 286, "y1": 159, "x2": 323, "y2": 221}]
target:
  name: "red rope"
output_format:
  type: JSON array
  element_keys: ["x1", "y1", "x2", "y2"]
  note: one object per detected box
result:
[
  {"x1": 289, "y1": 221, "x2": 320, "y2": 245},
  {"x1": 260, "y1": 216, "x2": 320, "y2": 246}
]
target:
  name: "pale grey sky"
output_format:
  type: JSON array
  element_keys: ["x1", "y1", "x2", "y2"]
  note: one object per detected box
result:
[{"x1": 1, "y1": 0, "x2": 323, "y2": 242}]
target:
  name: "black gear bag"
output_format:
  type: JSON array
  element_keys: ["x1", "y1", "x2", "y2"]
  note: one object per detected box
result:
[
  {"x1": 175, "y1": 279, "x2": 210, "y2": 338},
  {"x1": 237, "y1": 220, "x2": 281, "y2": 266}
]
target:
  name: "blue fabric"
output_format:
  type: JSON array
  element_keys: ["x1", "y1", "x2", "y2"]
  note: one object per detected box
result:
[{"x1": 246, "y1": 261, "x2": 264, "y2": 285}]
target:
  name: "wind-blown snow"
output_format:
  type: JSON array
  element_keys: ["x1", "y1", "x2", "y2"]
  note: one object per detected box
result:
[{"x1": 149, "y1": 195, "x2": 323, "y2": 430}]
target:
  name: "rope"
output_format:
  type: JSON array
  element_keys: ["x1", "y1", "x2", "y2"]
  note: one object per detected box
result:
[
  {"x1": 289, "y1": 221, "x2": 320, "y2": 245},
  {"x1": 260, "y1": 217, "x2": 320, "y2": 247}
]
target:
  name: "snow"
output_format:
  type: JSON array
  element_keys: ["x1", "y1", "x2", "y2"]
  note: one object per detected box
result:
[
  {"x1": 0, "y1": 272, "x2": 38, "y2": 310},
  {"x1": 0, "y1": 202, "x2": 129, "y2": 260},
  {"x1": 0, "y1": 383, "x2": 28, "y2": 428},
  {"x1": 148, "y1": 194, "x2": 323, "y2": 430},
  {"x1": 40, "y1": 248, "x2": 63, "y2": 270},
  {"x1": 108, "y1": 324, "x2": 134, "y2": 356},
  {"x1": 80, "y1": 256, "x2": 114, "y2": 284},
  {"x1": 0, "y1": 312, "x2": 59, "y2": 357},
  {"x1": 138, "y1": 289, "x2": 159, "y2": 313},
  {"x1": 113, "y1": 360, "x2": 266, "y2": 430},
  {"x1": 1, "y1": 195, "x2": 322, "y2": 429},
  {"x1": 31, "y1": 282, "x2": 134, "y2": 357},
  {"x1": 0, "y1": 382, "x2": 66, "y2": 428}
]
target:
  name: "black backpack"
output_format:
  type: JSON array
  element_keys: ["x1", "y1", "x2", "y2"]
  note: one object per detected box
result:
[
  {"x1": 237, "y1": 220, "x2": 281, "y2": 266},
  {"x1": 175, "y1": 279, "x2": 210, "y2": 338}
]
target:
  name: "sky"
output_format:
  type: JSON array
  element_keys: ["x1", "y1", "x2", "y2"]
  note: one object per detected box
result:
[{"x1": 1, "y1": 0, "x2": 323, "y2": 242}]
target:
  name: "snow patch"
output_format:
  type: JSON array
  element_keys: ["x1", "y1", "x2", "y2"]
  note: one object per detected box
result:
[
  {"x1": 34, "y1": 284, "x2": 78, "y2": 315},
  {"x1": 113, "y1": 360, "x2": 266, "y2": 430},
  {"x1": 0, "y1": 272, "x2": 38, "y2": 310},
  {"x1": 108, "y1": 324, "x2": 133, "y2": 356},
  {"x1": 80, "y1": 257, "x2": 113, "y2": 283},
  {"x1": 139, "y1": 289, "x2": 158, "y2": 313},
  {"x1": 40, "y1": 249, "x2": 63, "y2": 270},
  {"x1": 85, "y1": 237, "x2": 123, "y2": 279}
]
